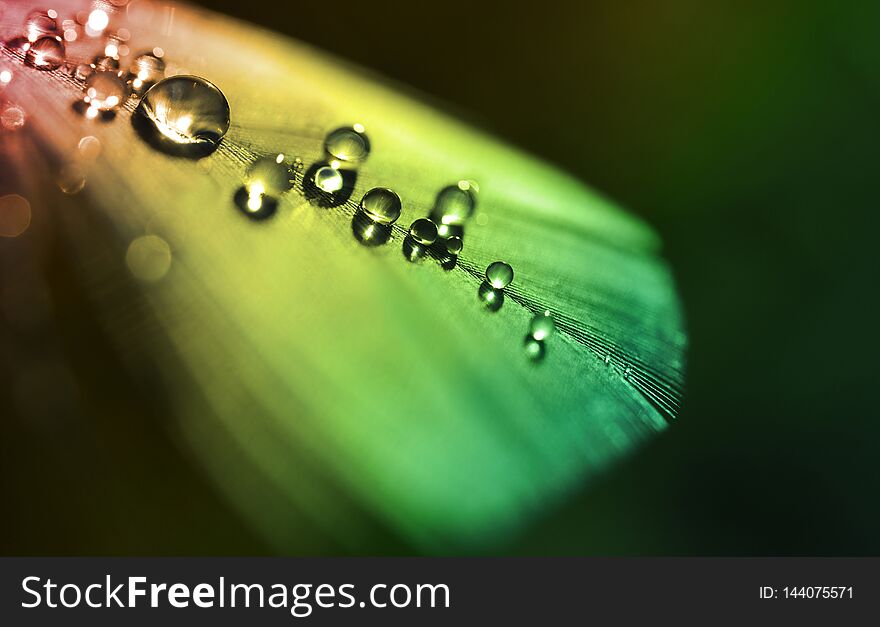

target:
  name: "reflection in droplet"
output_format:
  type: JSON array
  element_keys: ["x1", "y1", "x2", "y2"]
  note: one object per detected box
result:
[
  {"x1": 360, "y1": 187, "x2": 401, "y2": 225},
  {"x1": 409, "y1": 218, "x2": 438, "y2": 246},
  {"x1": 126, "y1": 235, "x2": 172, "y2": 282},
  {"x1": 324, "y1": 125, "x2": 370, "y2": 168},
  {"x1": 78, "y1": 135, "x2": 101, "y2": 160},
  {"x1": 431, "y1": 180, "x2": 477, "y2": 226},
  {"x1": 485, "y1": 261, "x2": 514, "y2": 289},
  {"x1": 0, "y1": 194, "x2": 31, "y2": 237},
  {"x1": 127, "y1": 51, "x2": 164, "y2": 95},
  {"x1": 0, "y1": 103, "x2": 25, "y2": 130},
  {"x1": 352, "y1": 210, "x2": 392, "y2": 247},
  {"x1": 477, "y1": 281, "x2": 504, "y2": 312},
  {"x1": 24, "y1": 36, "x2": 65, "y2": 71},
  {"x1": 132, "y1": 75, "x2": 230, "y2": 157},
  {"x1": 24, "y1": 10, "x2": 59, "y2": 42},
  {"x1": 83, "y1": 71, "x2": 126, "y2": 112},
  {"x1": 436, "y1": 222, "x2": 464, "y2": 240},
  {"x1": 523, "y1": 335, "x2": 546, "y2": 361},
  {"x1": 529, "y1": 310, "x2": 556, "y2": 341},
  {"x1": 71, "y1": 62, "x2": 93, "y2": 81},
  {"x1": 302, "y1": 162, "x2": 356, "y2": 208},
  {"x1": 58, "y1": 164, "x2": 86, "y2": 194},
  {"x1": 445, "y1": 235, "x2": 463, "y2": 256}
]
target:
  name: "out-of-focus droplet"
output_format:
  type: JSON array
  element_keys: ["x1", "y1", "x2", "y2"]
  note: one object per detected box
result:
[
  {"x1": 485, "y1": 261, "x2": 514, "y2": 289},
  {"x1": 477, "y1": 281, "x2": 504, "y2": 312},
  {"x1": 83, "y1": 71, "x2": 127, "y2": 111},
  {"x1": 0, "y1": 194, "x2": 31, "y2": 237},
  {"x1": 127, "y1": 51, "x2": 164, "y2": 95},
  {"x1": 0, "y1": 103, "x2": 25, "y2": 130},
  {"x1": 0, "y1": 69, "x2": 11, "y2": 85},
  {"x1": 87, "y1": 9, "x2": 109, "y2": 35},
  {"x1": 91, "y1": 55, "x2": 119, "y2": 72},
  {"x1": 132, "y1": 75, "x2": 230, "y2": 157},
  {"x1": 24, "y1": 36, "x2": 64, "y2": 71},
  {"x1": 313, "y1": 166, "x2": 344, "y2": 193},
  {"x1": 58, "y1": 164, "x2": 86, "y2": 194},
  {"x1": 445, "y1": 235, "x2": 463, "y2": 256},
  {"x1": 431, "y1": 180, "x2": 477, "y2": 226},
  {"x1": 529, "y1": 310, "x2": 556, "y2": 341},
  {"x1": 523, "y1": 335, "x2": 546, "y2": 361},
  {"x1": 63, "y1": 29, "x2": 77, "y2": 42},
  {"x1": 409, "y1": 218, "x2": 438, "y2": 246},
  {"x1": 245, "y1": 155, "x2": 291, "y2": 195},
  {"x1": 126, "y1": 235, "x2": 172, "y2": 282},
  {"x1": 78, "y1": 135, "x2": 102, "y2": 160},
  {"x1": 72, "y1": 62, "x2": 93, "y2": 81},
  {"x1": 24, "y1": 10, "x2": 59, "y2": 42},
  {"x1": 324, "y1": 125, "x2": 370, "y2": 167},
  {"x1": 360, "y1": 187, "x2": 401, "y2": 225}
]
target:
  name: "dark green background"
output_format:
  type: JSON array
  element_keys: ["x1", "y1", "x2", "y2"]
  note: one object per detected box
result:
[{"x1": 192, "y1": 0, "x2": 877, "y2": 553}]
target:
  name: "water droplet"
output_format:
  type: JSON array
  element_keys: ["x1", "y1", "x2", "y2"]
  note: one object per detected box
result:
[
  {"x1": 523, "y1": 335, "x2": 546, "y2": 361},
  {"x1": 0, "y1": 103, "x2": 25, "y2": 130},
  {"x1": 409, "y1": 218, "x2": 438, "y2": 246},
  {"x1": 313, "y1": 165, "x2": 343, "y2": 193},
  {"x1": 83, "y1": 71, "x2": 127, "y2": 111},
  {"x1": 126, "y1": 235, "x2": 172, "y2": 282},
  {"x1": 431, "y1": 181, "x2": 477, "y2": 226},
  {"x1": 0, "y1": 194, "x2": 31, "y2": 238},
  {"x1": 24, "y1": 10, "x2": 59, "y2": 42},
  {"x1": 529, "y1": 310, "x2": 555, "y2": 341},
  {"x1": 91, "y1": 55, "x2": 120, "y2": 73},
  {"x1": 477, "y1": 281, "x2": 504, "y2": 312},
  {"x1": 402, "y1": 235, "x2": 429, "y2": 262},
  {"x1": 132, "y1": 75, "x2": 230, "y2": 157},
  {"x1": 445, "y1": 235, "x2": 463, "y2": 256},
  {"x1": 58, "y1": 163, "x2": 86, "y2": 194},
  {"x1": 233, "y1": 156, "x2": 291, "y2": 220},
  {"x1": 352, "y1": 211, "x2": 392, "y2": 246},
  {"x1": 324, "y1": 125, "x2": 370, "y2": 167},
  {"x1": 233, "y1": 186, "x2": 277, "y2": 220},
  {"x1": 485, "y1": 261, "x2": 513, "y2": 289},
  {"x1": 24, "y1": 36, "x2": 64, "y2": 71},
  {"x1": 359, "y1": 187, "x2": 401, "y2": 225},
  {"x1": 78, "y1": 135, "x2": 102, "y2": 160},
  {"x1": 0, "y1": 69, "x2": 12, "y2": 85},
  {"x1": 71, "y1": 63, "x2": 93, "y2": 81},
  {"x1": 127, "y1": 51, "x2": 164, "y2": 95}
]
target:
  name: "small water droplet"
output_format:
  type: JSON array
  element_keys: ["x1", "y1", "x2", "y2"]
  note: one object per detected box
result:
[
  {"x1": 409, "y1": 218, "x2": 438, "y2": 246},
  {"x1": 523, "y1": 335, "x2": 546, "y2": 361},
  {"x1": 445, "y1": 235, "x2": 463, "y2": 256},
  {"x1": 132, "y1": 75, "x2": 230, "y2": 157},
  {"x1": 477, "y1": 281, "x2": 504, "y2": 312},
  {"x1": 431, "y1": 181, "x2": 477, "y2": 226},
  {"x1": 313, "y1": 165, "x2": 343, "y2": 193},
  {"x1": 127, "y1": 51, "x2": 165, "y2": 95},
  {"x1": 24, "y1": 10, "x2": 59, "y2": 42},
  {"x1": 71, "y1": 62, "x2": 93, "y2": 81},
  {"x1": 352, "y1": 211, "x2": 392, "y2": 246},
  {"x1": 78, "y1": 135, "x2": 102, "y2": 160},
  {"x1": 324, "y1": 125, "x2": 370, "y2": 167},
  {"x1": 24, "y1": 36, "x2": 65, "y2": 71},
  {"x1": 302, "y1": 162, "x2": 355, "y2": 207},
  {"x1": 126, "y1": 235, "x2": 172, "y2": 282},
  {"x1": 485, "y1": 261, "x2": 513, "y2": 289},
  {"x1": 233, "y1": 156, "x2": 291, "y2": 220},
  {"x1": 529, "y1": 310, "x2": 555, "y2": 341},
  {"x1": 402, "y1": 235, "x2": 429, "y2": 262},
  {"x1": 91, "y1": 55, "x2": 120, "y2": 73},
  {"x1": 0, "y1": 103, "x2": 25, "y2": 130},
  {"x1": 83, "y1": 71, "x2": 127, "y2": 112},
  {"x1": 359, "y1": 187, "x2": 401, "y2": 225}
]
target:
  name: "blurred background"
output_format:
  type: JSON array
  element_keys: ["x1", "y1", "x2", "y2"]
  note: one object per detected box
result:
[{"x1": 3, "y1": 0, "x2": 877, "y2": 554}]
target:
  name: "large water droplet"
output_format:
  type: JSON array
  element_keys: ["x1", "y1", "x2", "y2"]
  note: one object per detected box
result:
[
  {"x1": 24, "y1": 36, "x2": 64, "y2": 71},
  {"x1": 83, "y1": 71, "x2": 127, "y2": 111},
  {"x1": 477, "y1": 281, "x2": 504, "y2": 312},
  {"x1": 359, "y1": 187, "x2": 401, "y2": 225},
  {"x1": 529, "y1": 310, "x2": 556, "y2": 341},
  {"x1": 24, "y1": 10, "x2": 59, "y2": 42},
  {"x1": 324, "y1": 125, "x2": 370, "y2": 167},
  {"x1": 409, "y1": 218, "x2": 438, "y2": 246},
  {"x1": 127, "y1": 51, "x2": 164, "y2": 95},
  {"x1": 132, "y1": 75, "x2": 230, "y2": 157},
  {"x1": 485, "y1": 261, "x2": 514, "y2": 289},
  {"x1": 431, "y1": 180, "x2": 477, "y2": 226}
]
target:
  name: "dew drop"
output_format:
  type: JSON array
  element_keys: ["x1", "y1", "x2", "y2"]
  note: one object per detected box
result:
[
  {"x1": 360, "y1": 188, "x2": 401, "y2": 225},
  {"x1": 24, "y1": 10, "x2": 59, "y2": 42},
  {"x1": 24, "y1": 36, "x2": 65, "y2": 71},
  {"x1": 127, "y1": 51, "x2": 165, "y2": 95},
  {"x1": 402, "y1": 235, "x2": 429, "y2": 262},
  {"x1": 529, "y1": 310, "x2": 555, "y2": 341},
  {"x1": 523, "y1": 335, "x2": 546, "y2": 361},
  {"x1": 485, "y1": 261, "x2": 514, "y2": 289},
  {"x1": 477, "y1": 281, "x2": 504, "y2": 312},
  {"x1": 71, "y1": 62, "x2": 94, "y2": 81},
  {"x1": 313, "y1": 166, "x2": 344, "y2": 193},
  {"x1": 445, "y1": 235, "x2": 463, "y2": 256},
  {"x1": 246, "y1": 155, "x2": 292, "y2": 195},
  {"x1": 83, "y1": 71, "x2": 127, "y2": 111},
  {"x1": 431, "y1": 181, "x2": 477, "y2": 226},
  {"x1": 132, "y1": 75, "x2": 230, "y2": 157},
  {"x1": 409, "y1": 218, "x2": 438, "y2": 246},
  {"x1": 324, "y1": 125, "x2": 370, "y2": 167}
]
